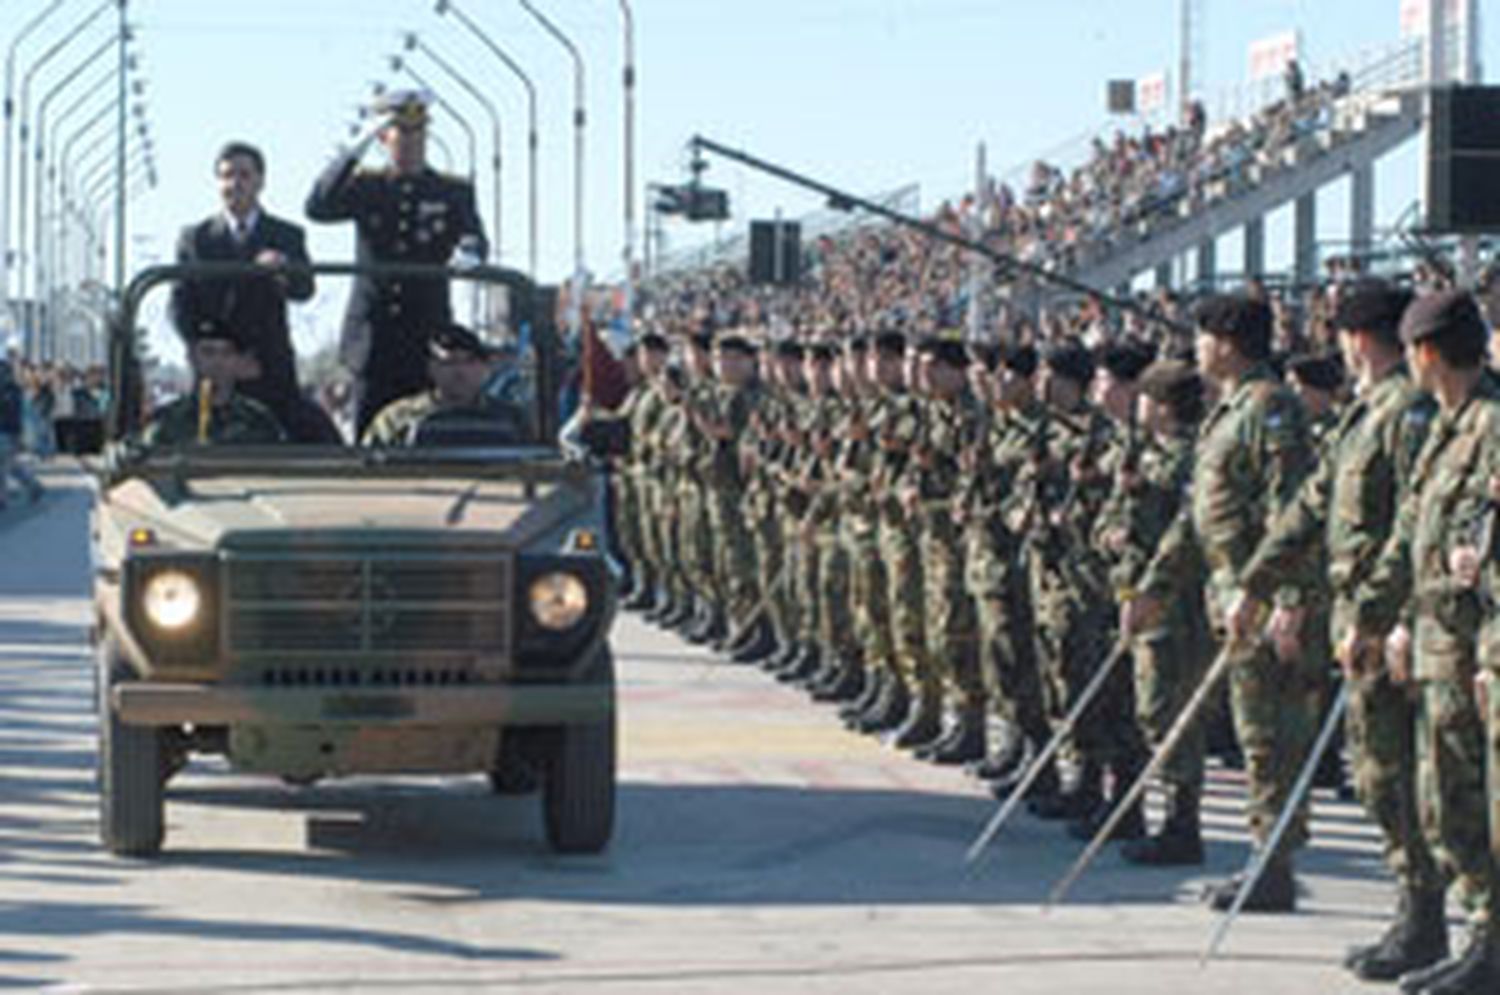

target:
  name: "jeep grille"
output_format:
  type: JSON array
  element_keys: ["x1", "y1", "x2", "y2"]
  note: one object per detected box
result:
[{"x1": 222, "y1": 550, "x2": 512, "y2": 681}]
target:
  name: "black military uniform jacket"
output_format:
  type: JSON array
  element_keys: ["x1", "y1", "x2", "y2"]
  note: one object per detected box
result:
[
  {"x1": 168, "y1": 211, "x2": 315, "y2": 418},
  {"x1": 305, "y1": 154, "x2": 488, "y2": 376}
]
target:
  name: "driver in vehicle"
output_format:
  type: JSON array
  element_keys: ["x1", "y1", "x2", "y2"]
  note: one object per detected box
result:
[
  {"x1": 140, "y1": 318, "x2": 286, "y2": 447},
  {"x1": 360, "y1": 322, "x2": 531, "y2": 447}
]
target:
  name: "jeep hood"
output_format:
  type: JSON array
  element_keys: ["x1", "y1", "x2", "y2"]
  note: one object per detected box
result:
[{"x1": 99, "y1": 474, "x2": 590, "y2": 552}]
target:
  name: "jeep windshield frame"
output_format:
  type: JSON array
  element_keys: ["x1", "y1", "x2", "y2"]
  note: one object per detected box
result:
[{"x1": 105, "y1": 262, "x2": 563, "y2": 471}]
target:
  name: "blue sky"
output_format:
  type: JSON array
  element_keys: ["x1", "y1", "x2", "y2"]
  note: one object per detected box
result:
[{"x1": 5, "y1": 0, "x2": 1492, "y2": 359}]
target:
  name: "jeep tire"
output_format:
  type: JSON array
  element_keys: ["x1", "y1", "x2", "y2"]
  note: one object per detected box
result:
[
  {"x1": 542, "y1": 647, "x2": 616, "y2": 854},
  {"x1": 97, "y1": 635, "x2": 165, "y2": 857}
]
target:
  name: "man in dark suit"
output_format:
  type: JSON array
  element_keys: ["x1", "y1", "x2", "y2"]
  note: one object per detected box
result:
[
  {"x1": 170, "y1": 141, "x2": 316, "y2": 427},
  {"x1": 305, "y1": 90, "x2": 488, "y2": 435}
]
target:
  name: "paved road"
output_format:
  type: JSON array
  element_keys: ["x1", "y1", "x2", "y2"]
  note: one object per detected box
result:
[{"x1": 0, "y1": 467, "x2": 1411, "y2": 993}]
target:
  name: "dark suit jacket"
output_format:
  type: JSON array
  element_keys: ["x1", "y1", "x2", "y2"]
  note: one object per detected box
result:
[{"x1": 169, "y1": 211, "x2": 315, "y2": 418}]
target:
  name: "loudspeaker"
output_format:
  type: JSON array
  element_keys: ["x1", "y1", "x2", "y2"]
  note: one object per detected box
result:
[
  {"x1": 749, "y1": 220, "x2": 802, "y2": 285},
  {"x1": 1427, "y1": 85, "x2": 1500, "y2": 233}
]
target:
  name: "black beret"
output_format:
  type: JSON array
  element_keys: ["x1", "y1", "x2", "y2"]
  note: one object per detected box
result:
[
  {"x1": 1194, "y1": 294, "x2": 1272, "y2": 357},
  {"x1": 873, "y1": 330, "x2": 907, "y2": 356},
  {"x1": 774, "y1": 339, "x2": 806, "y2": 360},
  {"x1": 639, "y1": 332, "x2": 670, "y2": 352},
  {"x1": 1098, "y1": 339, "x2": 1157, "y2": 381},
  {"x1": 925, "y1": 338, "x2": 969, "y2": 368},
  {"x1": 1002, "y1": 343, "x2": 1039, "y2": 377},
  {"x1": 1399, "y1": 290, "x2": 1488, "y2": 347},
  {"x1": 716, "y1": 334, "x2": 756, "y2": 356},
  {"x1": 846, "y1": 334, "x2": 870, "y2": 353},
  {"x1": 1332, "y1": 279, "x2": 1413, "y2": 338},
  {"x1": 1288, "y1": 352, "x2": 1344, "y2": 391},
  {"x1": 689, "y1": 329, "x2": 715, "y2": 351},
  {"x1": 808, "y1": 342, "x2": 838, "y2": 362},
  {"x1": 428, "y1": 322, "x2": 496, "y2": 361},
  {"x1": 1044, "y1": 339, "x2": 1095, "y2": 383},
  {"x1": 186, "y1": 317, "x2": 250, "y2": 352},
  {"x1": 1138, "y1": 358, "x2": 1202, "y2": 406}
]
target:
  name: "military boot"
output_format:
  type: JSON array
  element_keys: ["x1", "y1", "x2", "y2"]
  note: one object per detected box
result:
[
  {"x1": 1400, "y1": 922, "x2": 1498, "y2": 995},
  {"x1": 891, "y1": 689, "x2": 943, "y2": 749},
  {"x1": 812, "y1": 657, "x2": 864, "y2": 703},
  {"x1": 1345, "y1": 886, "x2": 1449, "y2": 982},
  {"x1": 990, "y1": 755, "x2": 1060, "y2": 802},
  {"x1": 622, "y1": 579, "x2": 656, "y2": 611},
  {"x1": 1120, "y1": 784, "x2": 1204, "y2": 866},
  {"x1": 1029, "y1": 760, "x2": 1103, "y2": 821},
  {"x1": 970, "y1": 724, "x2": 1026, "y2": 783},
  {"x1": 926, "y1": 707, "x2": 986, "y2": 765},
  {"x1": 776, "y1": 644, "x2": 821, "y2": 684},
  {"x1": 682, "y1": 599, "x2": 715, "y2": 644},
  {"x1": 856, "y1": 676, "x2": 911, "y2": 734},
  {"x1": 803, "y1": 651, "x2": 845, "y2": 694},
  {"x1": 729, "y1": 620, "x2": 776, "y2": 664},
  {"x1": 760, "y1": 640, "x2": 801, "y2": 673},
  {"x1": 842, "y1": 669, "x2": 887, "y2": 722},
  {"x1": 1206, "y1": 853, "x2": 1297, "y2": 913},
  {"x1": 1066, "y1": 790, "x2": 1145, "y2": 842},
  {"x1": 661, "y1": 597, "x2": 695, "y2": 631}
]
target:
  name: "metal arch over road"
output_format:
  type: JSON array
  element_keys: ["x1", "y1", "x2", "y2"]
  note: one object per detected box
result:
[{"x1": 0, "y1": 466, "x2": 1413, "y2": 993}]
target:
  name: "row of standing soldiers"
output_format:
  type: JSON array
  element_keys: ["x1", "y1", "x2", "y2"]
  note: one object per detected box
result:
[{"x1": 605, "y1": 283, "x2": 1500, "y2": 995}]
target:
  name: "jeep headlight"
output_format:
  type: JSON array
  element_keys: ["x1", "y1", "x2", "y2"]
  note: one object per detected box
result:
[
  {"x1": 528, "y1": 572, "x2": 589, "y2": 631},
  {"x1": 141, "y1": 569, "x2": 203, "y2": 632}
]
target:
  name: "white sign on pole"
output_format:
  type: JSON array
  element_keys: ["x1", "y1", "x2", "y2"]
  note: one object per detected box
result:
[
  {"x1": 1137, "y1": 72, "x2": 1169, "y2": 115},
  {"x1": 1247, "y1": 30, "x2": 1301, "y2": 81},
  {"x1": 1401, "y1": 0, "x2": 1465, "y2": 38}
]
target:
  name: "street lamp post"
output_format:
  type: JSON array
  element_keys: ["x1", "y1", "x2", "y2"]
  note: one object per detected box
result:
[
  {"x1": 405, "y1": 32, "x2": 504, "y2": 265},
  {"x1": 35, "y1": 32, "x2": 122, "y2": 360},
  {"x1": 17, "y1": 0, "x2": 116, "y2": 320},
  {"x1": 617, "y1": 0, "x2": 635, "y2": 330},
  {"x1": 386, "y1": 58, "x2": 477, "y2": 182},
  {"x1": 3, "y1": 0, "x2": 70, "y2": 304},
  {"x1": 435, "y1": 0, "x2": 539, "y2": 279},
  {"x1": 519, "y1": 0, "x2": 586, "y2": 294}
]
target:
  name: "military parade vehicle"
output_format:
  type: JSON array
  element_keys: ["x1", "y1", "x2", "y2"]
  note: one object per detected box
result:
[{"x1": 90, "y1": 263, "x2": 618, "y2": 857}]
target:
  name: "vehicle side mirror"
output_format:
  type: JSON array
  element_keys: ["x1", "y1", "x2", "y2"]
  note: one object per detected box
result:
[{"x1": 54, "y1": 417, "x2": 105, "y2": 456}]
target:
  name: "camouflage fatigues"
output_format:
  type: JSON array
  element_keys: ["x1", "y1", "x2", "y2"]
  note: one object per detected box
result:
[
  {"x1": 1141, "y1": 363, "x2": 1319, "y2": 859},
  {"x1": 1355, "y1": 372, "x2": 1500, "y2": 924},
  {"x1": 1241, "y1": 364, "x2": 1439, "y2": 892}
]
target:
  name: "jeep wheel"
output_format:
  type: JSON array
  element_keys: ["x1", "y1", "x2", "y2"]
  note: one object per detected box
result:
[
  {"x1": 97, "y1": 635, "x2": 165, "y2": 857},
  {"x1": 542, "y1": 648, "x2": 616, "y2": 854}
]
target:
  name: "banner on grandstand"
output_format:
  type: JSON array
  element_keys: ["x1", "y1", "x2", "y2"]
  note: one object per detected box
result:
[
  {"x1": 1247, "y1": 30, "x2": 1301, "y2": 81},
  {"x1": 1400, "y1": 0, "x2": 1467, "y2": 38},
  {"x1": 1137, "y1": 72, "x2": 1169, "y2": 115}
]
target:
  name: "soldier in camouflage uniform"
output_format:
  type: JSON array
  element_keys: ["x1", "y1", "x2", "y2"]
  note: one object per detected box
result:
[
  {"x1": 619, "y1": 334, "x2": 671, "y2": 611},
  {"x1": 1345, "y1": 292, "x2": 1500, "y2": 994},
  {"x1": 1102, "y1": 359, "x2": 1211, "y2": 865},
  {"x1": 901, "y1": 336, "x2": 987, "y2": 761},
  {"x1": 674, "y1": 329, "x2": 723, "y2": 640},
  {"x1": 878, "y1": 339, "x2": 939, "y2": 747},
  {"x1": 1231, "y1": 282, "x2": 1443, "y2": 977},
  {"x1": 143, "y1": 319, "x2": 285, "y2": 448},
  {"x1": 1022, "y1": 340, "x2": 1121, "y2": 827},
  {"x1": 844, "y1": 330, "x2": 913, "y2": 732},
  {"x1": 1126, "y1": 295, "x2": 1318, "y2": 913},
  {"x1": 361, "y1": 324, "x2": 529, "y2": 448},
  {"x1": 962, "y1": 344, "x2": 1056, "y2": 794},
  {"x1": 697, "y1": 333, "x2": 763, "y2": 642}
]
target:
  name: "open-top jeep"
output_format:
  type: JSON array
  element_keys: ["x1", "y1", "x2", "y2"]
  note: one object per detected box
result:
[{"x1": 92, "y1": 263, "x2": 617, "y2": 857}]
